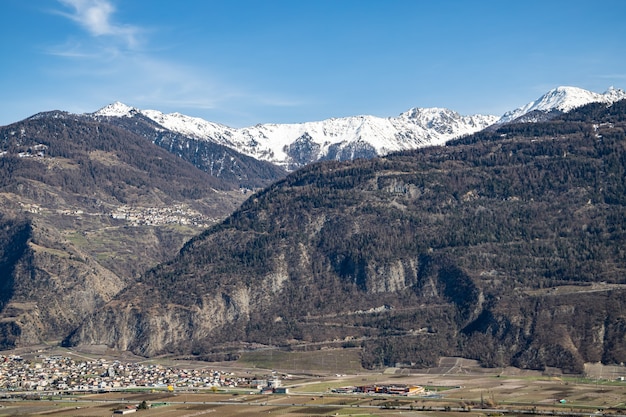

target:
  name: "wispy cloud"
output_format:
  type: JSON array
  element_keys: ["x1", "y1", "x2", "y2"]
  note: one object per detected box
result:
[
  {"x1": 44, "y1": 0, "x2": 305, "y2": 126},
  {"x1": 56, "y1": 0, "x2": 139, "y2": 48},
  {"x1": 46, "y1": 39, "x2": 106, "y2": 58}
]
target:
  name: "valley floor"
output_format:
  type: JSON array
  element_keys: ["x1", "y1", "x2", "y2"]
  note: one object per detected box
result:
[{"x1": 2, "y1": 346, "x2": 626, "y2": 417}]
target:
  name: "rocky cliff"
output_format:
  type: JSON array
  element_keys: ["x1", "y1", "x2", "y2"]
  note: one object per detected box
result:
[
  {"x1": 0, "y1": 215, "x2": 124, "y2": 348},
  {"x1": 0, "y1": 112, "x2": 249, "y2": 347},
  {"x1": 67, "y1": 100, "x2": 626, "y2": 372}
]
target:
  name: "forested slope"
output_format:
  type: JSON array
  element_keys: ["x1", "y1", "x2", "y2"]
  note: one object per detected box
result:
[
  {"x1": 68, "y1": 100, "x2": 626, "y2": 373},
  {"x1": 0, "y1": 112, "x2": 247, "y2": 348}
]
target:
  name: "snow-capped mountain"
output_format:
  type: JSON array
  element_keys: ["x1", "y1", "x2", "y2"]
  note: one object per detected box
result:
[
  {"x1": 94, "y1": 103, "x2": 498, "y2": 170},
  {"x1": 92, "y1": 86, "x2": 625, "y2": 170},
  {"x1": 498, "y1": 86, "x2": 626, "y2": 124}
]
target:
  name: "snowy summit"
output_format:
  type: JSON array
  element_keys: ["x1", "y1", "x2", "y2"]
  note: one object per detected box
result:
[
  {"x1": 498, "y1": 86, "x2": 626, "y2": 123},
  {"x1": 94, "y1": 101, "x2": 137, "y2": 118}
]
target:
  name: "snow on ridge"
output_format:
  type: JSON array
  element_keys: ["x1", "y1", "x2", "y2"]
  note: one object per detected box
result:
[
  {"x1": 140, "y1": 109, "x2": 230, "y2": 137},
  {"x1": 221, "y1": 110, "x2": 497, "y2": 165},
  {"x1": 89, "y1": 86, "x2": 623, "y2": 169},
  {"x1": 93, "y1": 101, "x2": 136, "y2": 117},
  {"x1": 498, "y1": 86, "x2": 626, "y2": 124},
  {"x1": 91, "y1": 102, "x2": 498, "y2": 168}
]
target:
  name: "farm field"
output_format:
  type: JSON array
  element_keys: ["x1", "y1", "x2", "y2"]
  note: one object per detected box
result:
[
  {"x1": 2, "y1": 375, "x2": 626, "y2": 417},
  {"x1": 2, "y1": 348, "x2": 626, "y2": 417}
]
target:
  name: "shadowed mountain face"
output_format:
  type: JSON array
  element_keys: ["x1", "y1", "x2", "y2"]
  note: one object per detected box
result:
[
  {"x1": 0, "y1": 112, "x2": 263, "y2": 348},
  {"x1": 90, "y1": 112, "x2": 287, "y2": 189},
  {"x1": 68, "y1": 101, "x2": 626, "y2": 372}
]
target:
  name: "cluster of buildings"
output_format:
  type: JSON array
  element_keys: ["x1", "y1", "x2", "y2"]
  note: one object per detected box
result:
[
  {"x1": 110, "y1": 204, "x2": 212, "y2": 227},
  {"x1": 333, "y1": 384, "x2": 424, "y2": 396},
  {"x1": 16, "y1": 202, "x2": 214, "y2": 228},
  {"x1": 0, "y1": 355, "x2": 241, "y2": 392},
  {"x1": 254, "y1": 377, "x2": 289, "y2": 395},
  {"x1": 1, "y1": 355, "x2": 427, "y2": 398}
]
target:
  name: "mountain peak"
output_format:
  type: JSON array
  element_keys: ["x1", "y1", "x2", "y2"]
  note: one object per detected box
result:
[
  {"x1": 498, "y1": 86, "x2": 626, "y2": 124},
  {"x1": 399, "y1": 106, "x2": 455, "y2": 120},
  {"x1": 93, "y1": 101, "x2": 137, "y2": 117},
  {"x1": 604, "y1": 86, "x2": 626, "y2": 100}
]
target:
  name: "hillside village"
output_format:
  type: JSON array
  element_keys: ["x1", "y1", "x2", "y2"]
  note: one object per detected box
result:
[
  {"x1": 0, "y1": 355, "x2": 241, "y2": 392},
  {"x1": 110, "y1": 204, "x2": 214, "y2": 227},
  {"x1": 17, "y1": 202, "x2": 215, "y2": 228}
]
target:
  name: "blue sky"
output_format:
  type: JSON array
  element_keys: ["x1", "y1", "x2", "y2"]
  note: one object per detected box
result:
[{"x1": 2, "y1": 0, "x2": 626, "y2": 127}]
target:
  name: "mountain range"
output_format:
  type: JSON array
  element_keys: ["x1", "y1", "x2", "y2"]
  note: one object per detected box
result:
[
  {"x1": 90, "y1": 86, "x2": 626, "y2": 170},
  {"x1": 1, "y1": 86, "x2": 626, "y2": 373},
  {"x1": 93, "y1": 102, "x2": 498, "y2": 171}
]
